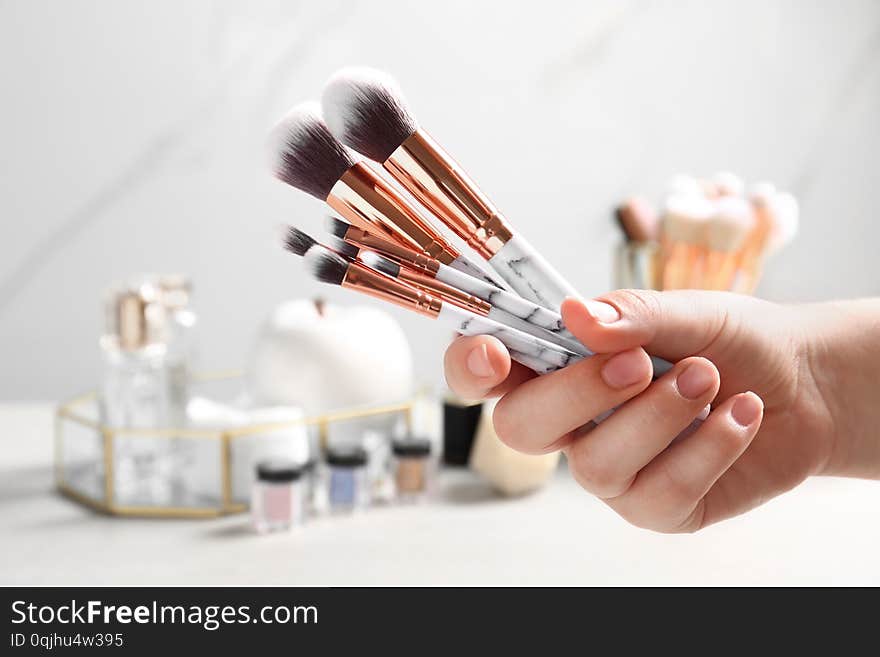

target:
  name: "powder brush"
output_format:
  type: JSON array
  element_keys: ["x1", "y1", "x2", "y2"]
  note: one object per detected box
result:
[
  {"x1": 322, "y1": 67, "x2": 579, "y2": 311},
  {"x1": 268, "y1": 102, "x2": 507, "y2": 290}
]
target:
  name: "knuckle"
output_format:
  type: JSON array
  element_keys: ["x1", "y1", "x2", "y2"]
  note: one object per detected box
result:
[
  {"x1": 606, "y1": 289, "x2": 662, "y2": 322},
  {"x1": 567, "y1": 442, "x2": 629, "y2": 498},
  {"x1": 491, "y1": 396, "x2": 526, "y2": 450}
]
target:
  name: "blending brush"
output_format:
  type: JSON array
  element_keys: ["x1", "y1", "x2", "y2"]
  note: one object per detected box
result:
[
  {"x1": 298, "y1": 245, "x2": 580, "y2": 374},
  {"x1": 322, "y1": 67, "x2": 578, "y2": 311},
  {"x1": 326, "y1": 216, "x2": 575, "y2": 338},
  {"x1": 269, "y1": 102, "x2": 507, "y2": 290}
]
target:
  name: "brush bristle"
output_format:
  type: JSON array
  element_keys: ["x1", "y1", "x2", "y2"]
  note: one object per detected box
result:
[
  {"x1": 322, "y1": 67, "x2": 418, "y2": 162},
  {"x1": 359, "y1": 250, "x2": 400, "y2": 278},
  {"x1": 282, "y1": 226, "x2": 317, "y2": 256},
  {"x1": 304, "y1": 245, "x2": 349, "y2": 286},
  {"x1": 325, "y1": 215, "x2": 351, "y2": 238},
  {"x1": 326, "y1": 236, "x2": 359, "y2": 259},
  {"x1": 706, "y1": 197, "x2": 754, "y2": 252},
  {"x1": 268, "y1": 102, "x2": 357, "y2": 200}
]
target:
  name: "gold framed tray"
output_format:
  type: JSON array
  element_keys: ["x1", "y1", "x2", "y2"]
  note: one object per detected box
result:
[{"x1": 55, "y1": 372, "x2": 416, "y2": 518}]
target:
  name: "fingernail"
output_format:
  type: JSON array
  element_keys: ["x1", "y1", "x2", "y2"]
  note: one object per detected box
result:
[
  {"x1": 601, "y1": 349, "x2": 647, "y2": 389},
  {"x1": 676, "y1": 361, "x2": 716, "y2": 400},
  {"x1": 731, "y1": 393, "x2": 763, "y2": 427},
  {"x1": 466, "y1": 344, "x2": 496, "y2": 378},
  {"x1": 583, "y1": 299, "x2": 620, "y2": 323}
]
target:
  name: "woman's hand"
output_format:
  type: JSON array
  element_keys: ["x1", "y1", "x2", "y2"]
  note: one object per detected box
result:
[{"x1": 444, "y1": 290, "x2": 878, "y2": 532}]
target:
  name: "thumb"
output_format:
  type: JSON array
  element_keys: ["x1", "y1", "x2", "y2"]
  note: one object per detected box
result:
[{"x1": 562, "y1": 289, "x2": 736, "y2": 362}]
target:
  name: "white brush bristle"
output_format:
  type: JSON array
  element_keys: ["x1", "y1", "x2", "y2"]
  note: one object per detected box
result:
[
  {"x1": 663, "y1": 194, "x2": 713, "y2": 243},
  {"x1": 360, "y1": 250, "x2": 400, "y2": 277},
  {"x1": 304, "y1": 245, "x2": 349, "y2": 286},
  {"x1": 706, "y1": 197, "x2": 754, "y2": 252},
  {"x1": 322, "y1": 67, "x2": 419, "y2": 162},
  {"x1": 712, "y1": 171, "x2": 745, "y2": 197}
]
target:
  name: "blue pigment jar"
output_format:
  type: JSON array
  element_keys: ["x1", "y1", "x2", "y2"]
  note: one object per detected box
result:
[{"x1": 326, "y1": 446, "x2": 369, "y2": 512}]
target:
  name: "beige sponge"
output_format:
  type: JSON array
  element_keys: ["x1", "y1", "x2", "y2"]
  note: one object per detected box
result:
[{"x1": 468, "y1": 399, "x2": 559, "y2": 496}]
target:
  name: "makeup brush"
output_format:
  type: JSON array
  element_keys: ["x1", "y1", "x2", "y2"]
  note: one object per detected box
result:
[
  {"x1": 282, "y1": 225, "x2": 317, "y2": 256},
  {"x1": 326, "y1": 216, "x2": 573, "y2": 337},
  {"x1": 712, "y1": 171, "x2": 745, "y2": 198},
  {"x1": 318, "y1": 228, "x2": 587, "y2": 357},
  {"x1": 322, "y1": 67, "x2": 579, "y2": 311},
  {"x1": 615, "y1": 197, "x2": 660, "y2": 243},
  {"x1": 268, "y1": 102, "x2": 508, "y2": 290},
  {"x1": 701, "y1": 196, "x2": 755, "y2": 290},
  {"x1": 358, "y1": 250, "x2": 590, "y2": 357},
  {"x1": 318, "y1": 224, "x2": 672, "y2": 378},
  {"x1": 301, "y1": 245, "x2": 579, "y2": 373},
  {"x1": 736, "y1": 190, "x2": 799, "y2": 293},
  {"x1": 661, "y1": 194, "x2": 713, "y2": 289},
  {"x1": 286, "y1": 247, "x2": 687, "y2": 422}
]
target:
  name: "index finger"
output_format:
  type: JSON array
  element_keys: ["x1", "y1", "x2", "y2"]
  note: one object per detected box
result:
[{"x1": 444, "y1": 335, "x2": 536, "y2": 401}]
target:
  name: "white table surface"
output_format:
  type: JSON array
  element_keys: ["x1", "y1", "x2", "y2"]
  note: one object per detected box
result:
[{"x1": 2, "y1": 403, "x2": 878, "y2": 586}]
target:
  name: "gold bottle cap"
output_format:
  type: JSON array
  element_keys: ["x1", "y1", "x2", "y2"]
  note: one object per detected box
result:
[{"x1": 117, "y1": 291, "x2": 149, "y2": 350}]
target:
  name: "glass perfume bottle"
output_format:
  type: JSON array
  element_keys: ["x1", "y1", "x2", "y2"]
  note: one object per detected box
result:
[
  {"x1": 157, "y1": 275, "x2": 196, "y2": 426},
  {"x1": 100, "y1": 285, "x2": 175, "y2": 506}
]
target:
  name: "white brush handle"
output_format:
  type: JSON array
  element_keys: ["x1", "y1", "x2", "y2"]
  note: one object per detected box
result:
[
  {"x1": 438, "y1": 305, "x2": 578, "y2": 371},
  {"x1": 488, "y1": 233, "x2": 579, "y2": 311},
  {"x1": 487, "y1": 234, "x2": 676, "y2": 377},
  {"x1": 487, "y1": 306, "x2": 588, "y2": 356},
  {"x1": 449, "y1": 255, "x2": 511, "y2": 292},
  {"x1": 436, "y1": 262, "x2": 575, "y2": 337}
]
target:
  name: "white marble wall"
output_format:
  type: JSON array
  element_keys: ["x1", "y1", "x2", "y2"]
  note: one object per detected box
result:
[{"x1": 1, "y1": 0, "x2": 879, "y2": 399}]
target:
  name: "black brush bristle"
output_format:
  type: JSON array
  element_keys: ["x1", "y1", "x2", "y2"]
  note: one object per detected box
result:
[
  {"x1": 322, "y1": 67, "x2": 418, "y2": 162},
  {"x1": 282, "y1": 226, "x2": 317, "y2": 256},
  {"x1": 325, "y1": 215, "x2": 351, "y2": 238},
  {"x1": 327, "y1": 236, "x2": 359, "y2": 259},
  {"x1": 360, "y1": 250, "x2": 400, "y2": 278},
  {"x1": 304, "y1": 246, "x2": 349, "y2": 286},
  {"x1": 268, "y1": 102, "x2": 357, "y2": 200}
]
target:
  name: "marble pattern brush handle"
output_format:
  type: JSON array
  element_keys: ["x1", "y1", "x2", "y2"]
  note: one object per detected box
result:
[
  {"x1": 434, "y1": 261, "x2": 575, "y2": 337},
  {"x1": 484, "y1": 235, "x2": 676, "y2": 378},
  {"x1": 439, "y1": 304, "x2": 579, "y2": 371},
  {"x1": 487, "y1": 233, "x2": 579, "y2": 311},
  {"x1": 449, "y1": 254, "x2": 512, "y2": 292}
]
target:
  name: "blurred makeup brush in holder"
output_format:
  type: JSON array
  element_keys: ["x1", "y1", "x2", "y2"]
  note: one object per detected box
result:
[{"x1": 614, "y1": 173, "x2": 799, "y2": 293}]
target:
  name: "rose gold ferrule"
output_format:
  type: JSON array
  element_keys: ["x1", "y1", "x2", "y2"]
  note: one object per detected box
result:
[
  {"x1": 396, "y1": 265, "x2": 490, "y2": 316},
  {"x1": 327, "y1": 162, "x2": 458, "y2": 265},
  {"x1": 343, "y1": 224, "x2": 440, "y2": 277},
  {"x1": 341, "y1": 260, "x2": 443, "y2": 318},
  {"x1": 384, "y1": 130, "x2": 514, "y2": 259}
]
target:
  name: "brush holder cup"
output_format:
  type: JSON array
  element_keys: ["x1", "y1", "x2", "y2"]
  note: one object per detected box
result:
[
  {"x1": 55, "y1": 373, "x2": 416, "y2": 518},
  {"x1": 613, "y1": 243, "x2": 662, "y2": 290}
]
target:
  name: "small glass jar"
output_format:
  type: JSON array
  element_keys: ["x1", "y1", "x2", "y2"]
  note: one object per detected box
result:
[
  {"x1": 251, "y1": 459, "x2": 307, "y2": 533},
  {"x1": 391, "y1": 437, "x2": 433, "y2": 502},
  {"x1": 326, "y1": 446, "x2": 369, "y2": 512}
]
